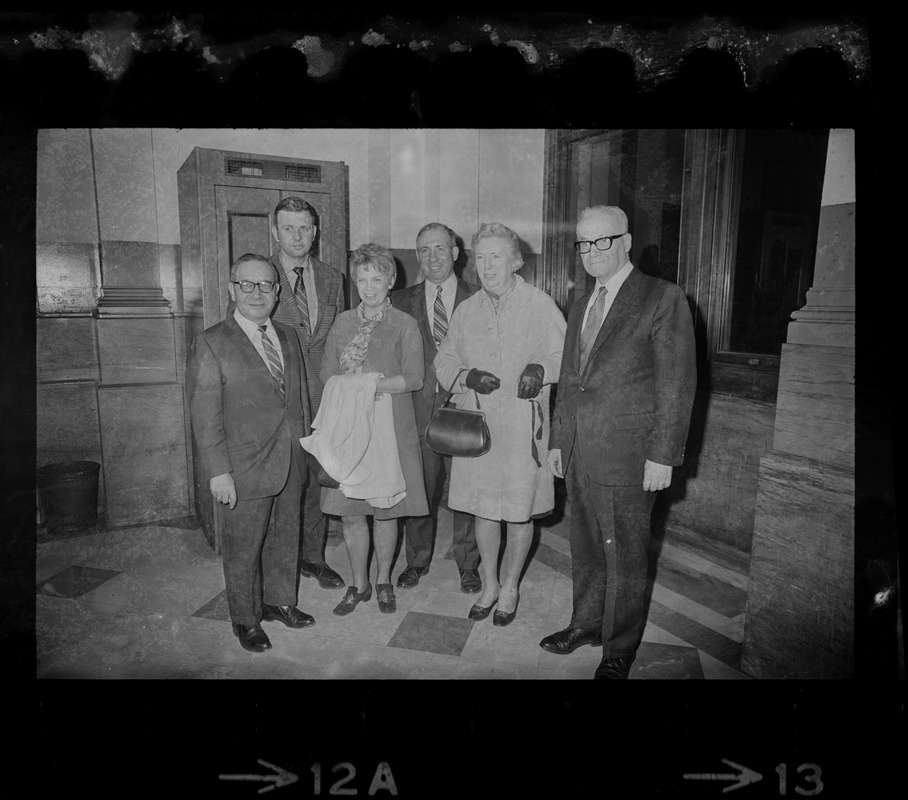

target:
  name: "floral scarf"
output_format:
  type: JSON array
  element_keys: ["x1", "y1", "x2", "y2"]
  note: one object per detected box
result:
[{"x1": 339, "y1": 298, "x2": 391, "y2": 375}]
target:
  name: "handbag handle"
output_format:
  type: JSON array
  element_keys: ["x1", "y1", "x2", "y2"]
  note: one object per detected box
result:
[{"x1": 442, "y1": 384, "x2": 481, "y2": 411}]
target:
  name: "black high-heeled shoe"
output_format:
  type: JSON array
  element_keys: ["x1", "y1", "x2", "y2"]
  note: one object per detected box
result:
[{"x1": 468, "y1": 597, "x2": 498, "y2": 621}]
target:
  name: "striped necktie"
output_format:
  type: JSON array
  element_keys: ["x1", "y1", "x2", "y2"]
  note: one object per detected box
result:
[
  {"x1": 258, "y1": 325, "x2": 285, "y2": 396},
  {"x1": 579, "y1": 286, "x2": 607, "y2": 370},
  {"x1": 292, "y1": 266, "x2": 311, "y2": 335},
  {"x1": 432, "y1": 284, "x2": 448, "y2": 348}
]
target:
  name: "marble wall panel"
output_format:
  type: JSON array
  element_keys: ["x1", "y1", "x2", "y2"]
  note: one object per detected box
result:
[
  {"x1": 100, "y1": 239, "x2": 162, "y2": 289},
  {"x1": 37, "y1": 316, "x2": 99, "y2": 383},
  {"x1": 661, "y1": 393, "x2": 776, "y2": 552},
  {"x1": 742, "y1": 452, "x2": 854, "y2": 678},
  {"x1": 36, "y1": 241, "x2": 99, "y2": 315},
  {"x1": 773, "y1": 343, "x2": 855, "y2": 470},
  {"x1": 37, "y1": 382, "x2": 103, "y2": 470},
  {"x1": 98, "y1": 383, "x2": 190, "y2": 526},
  {"x1": 97, "y1": 317, "x2": 177, "y2": 385}
]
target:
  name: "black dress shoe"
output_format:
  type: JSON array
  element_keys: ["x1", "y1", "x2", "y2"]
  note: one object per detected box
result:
[
  {"x1": 396, "y1": 565, "x2": 428, "y2": 589},
  {"x1": 539, "y1": 626, "x2": 603, "y2": 655},
  {"x1": 376, "y1": 583, "x2": 397, "y2": 614},
  {"x1": 594, "y1": 655, "x2": 635, "y2": 680},
  {"x1": 468, "y1": 598, "x2": 497, "y2": 621},
  {"x1": 300, "y1": 561, "x2": 345, "y2": 588},
  {"x1": 262, "y1": 603, "x2": 316, "y2": 628},
  {"x1": 493, "y1": 590, "x2": 519, "y2": 626},
  {"x1": 332, "y1": 584, "x2": 372, "y2": 616},
  {"x1": 458, "y1": 568, "x2": 482, "y2": 594},
  {"x1": 232, "y1": 623, "x2": 272, "y2": 653}
]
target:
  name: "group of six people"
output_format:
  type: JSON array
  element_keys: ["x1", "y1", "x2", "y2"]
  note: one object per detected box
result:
[{"x1": 186, "y1": 196, "x2": 697, "y2": 680}]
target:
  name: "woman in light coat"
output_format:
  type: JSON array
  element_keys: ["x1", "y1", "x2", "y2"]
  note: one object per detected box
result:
[{"x1": 435, "y1": 222, "x2": 566, "y2": 625}]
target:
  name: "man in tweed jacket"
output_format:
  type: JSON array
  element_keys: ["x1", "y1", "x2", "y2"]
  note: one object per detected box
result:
[{"x1": 269, "y1": 196, "x2": 346, "y2": 590}]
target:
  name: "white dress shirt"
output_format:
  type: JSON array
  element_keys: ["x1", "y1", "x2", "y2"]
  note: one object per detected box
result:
[{"x1": 233, "y1": 309, "x2": 285, "y2": 372}]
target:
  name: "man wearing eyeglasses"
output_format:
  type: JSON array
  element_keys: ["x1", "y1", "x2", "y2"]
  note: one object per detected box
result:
[
  {"x1": 541, "y1": 205, "x2": 697, "y2": 679},
  {"x1": 269, "y1": 196, "x2": 347, "y2": 592},
  {"x1": 187, "y1": 253, "x2": 316, "y2": 653}
]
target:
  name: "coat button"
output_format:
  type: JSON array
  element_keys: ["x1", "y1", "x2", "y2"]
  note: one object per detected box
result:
[{"x1": 579, "y1": 387, "x2": 585, "y2": 392}]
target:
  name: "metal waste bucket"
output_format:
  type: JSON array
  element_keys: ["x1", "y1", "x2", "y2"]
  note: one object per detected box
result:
[{"x1": 36, "y1": 461, "x2": 101, "y2": 533}]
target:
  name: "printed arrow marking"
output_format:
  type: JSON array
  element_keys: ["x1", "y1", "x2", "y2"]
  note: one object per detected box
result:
[
  {"x1": 220, "y1": 759, "x2": 299, "y2": 794},
  {"x1": 683, "y1": 758, "x2": 763, "y2": 793}
]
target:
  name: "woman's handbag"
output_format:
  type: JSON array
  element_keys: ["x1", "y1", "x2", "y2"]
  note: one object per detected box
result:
[{"x1": 425, "y1": 391, "x2": 491, "y2": 458}]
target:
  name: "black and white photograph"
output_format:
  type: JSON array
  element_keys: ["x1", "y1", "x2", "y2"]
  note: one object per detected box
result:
[{"x1": 2, "y1": 10, "x2": 899, "y2": 799}]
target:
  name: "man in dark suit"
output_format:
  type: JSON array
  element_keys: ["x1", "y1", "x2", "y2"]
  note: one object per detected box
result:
[
  {"x1": 187, "y1": 253, "x2": 316, "y2": 653},
  {"x1": 269, "y1": 196, "x2": 347, "y2": 590},
  {"x1": 541, "y1": 205, "x2": 697, "y2": 679},
  {"x1": 392, "y1": 222, "x2": 481, "y2": 593}
]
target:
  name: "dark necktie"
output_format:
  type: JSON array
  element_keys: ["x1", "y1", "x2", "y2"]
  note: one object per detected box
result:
[
  {"x1": 258, "y1": 325, "x2": 285, "y2": 396},
  {"x1": 579, "y1": 286, "x2": 607, "y2": 369},
  {"x1": 432, "y1": 284, "x2": 448, "y2": 348},
  {"x1": 292, "y1": 266, "x2": 311, "y2": 335}
]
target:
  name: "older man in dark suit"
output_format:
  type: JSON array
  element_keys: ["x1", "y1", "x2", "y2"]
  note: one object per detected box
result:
[
  {"x1": 541, "y1": 205, "x2": 697, "y2": 679},
  {"x1": 187, "y1": 253, "x2": 315, "y2": 653},
  {"x1": 269, "y1": 196, "x2": 347, "y2": 590},
  {"x1": 392, "y1": 223, "x2": 481, "y2": 594}
]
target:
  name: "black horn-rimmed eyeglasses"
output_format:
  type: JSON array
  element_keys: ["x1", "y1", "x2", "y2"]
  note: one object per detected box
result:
[
  {"x1": 573, "y1": 233, "x2": 627, "y2": 254},
  {"x1": 231, "y1": 280, "x2": 277, "y2": 293}
]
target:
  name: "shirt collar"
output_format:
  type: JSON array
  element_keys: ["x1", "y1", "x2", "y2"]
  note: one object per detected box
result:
[
  {"x1": 597, "y1": 261, "x2": 634, "y2": 294},
  {"x1": 278, "y1": 251, "x2": 311, "y2": 276},
  {"x1": 425, "y1": 272, "x2": 458, "y2": 297},
  {"x1": 234, "y1": 308, "x2": 274, "y2": 337}
]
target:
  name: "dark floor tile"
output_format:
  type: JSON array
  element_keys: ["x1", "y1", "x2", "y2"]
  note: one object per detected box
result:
[
  {"x1": 37, "y1": 522, "x2": 106, "y2": 544},
  {"x1": 646, "y1": 600, "x2": 742, "y2": 669},
  {"x1": 652, "y1": 559, "x2": 747, "y2": 617},
  {"x1": 37, "y1": 565, "x2": 121, "y2": 598},
  {"x1": 192, "y1": 590, "x2": 232, "y2": 621},
  {"x1": 387, "y1": 611, "x2": 473, "y2": 656},
  {"x1": 632, "y1": 641, "x2": 704, "y2": 679},
  {"x1": 659, "y1": 527, "x2": 751, "y2": 576}
]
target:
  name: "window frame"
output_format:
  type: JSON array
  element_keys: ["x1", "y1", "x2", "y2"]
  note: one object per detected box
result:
[{"x1": 543, "y1": 127, "x2": 797, "y2": 403}]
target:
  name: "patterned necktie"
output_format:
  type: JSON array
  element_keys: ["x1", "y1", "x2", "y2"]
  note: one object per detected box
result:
[
  {"x1": 292, "y1": 266, "x2": 311, "y2": 335},
  {"x1": 432, "y1": 284, "x2": 448, "y2": 348},
  {"x1": 579, "y1": 286, "x2": 607, "y2": 369},
  {"x1": 258, "y1": 325, "x2": 285, "y2": 396}
]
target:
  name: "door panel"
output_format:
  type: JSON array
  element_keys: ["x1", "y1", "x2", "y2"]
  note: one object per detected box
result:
[
  {"x1": 215, "y1": 185, "x2": 281, "y2": 322},
  {"x1": 179, "y1": 146, "x2": 349, "y2": 553}
]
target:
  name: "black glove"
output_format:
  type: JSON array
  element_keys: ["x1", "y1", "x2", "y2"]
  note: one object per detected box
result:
[
  {"x1": 517, "y1": 363, "x2": 545, "y2": 399},
  {"x1": 465, "y1": 368, "x2": 501, "y2": 395}
]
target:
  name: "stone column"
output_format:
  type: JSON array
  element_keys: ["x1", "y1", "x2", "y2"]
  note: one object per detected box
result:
[
  {"x1": 91, "y1": 129, "x2": 190, "y2": 528},
  {"x1": 742, "y1": 130, "x2": 855, "y2": 678}
]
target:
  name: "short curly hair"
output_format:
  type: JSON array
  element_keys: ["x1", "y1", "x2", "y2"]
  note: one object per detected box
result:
[
  {"x1": 471, "y1": 222, "x2": 523, "y2": 270},
  {"x1": 349, "y1": 243, "x2": 396, "y2": 284}
]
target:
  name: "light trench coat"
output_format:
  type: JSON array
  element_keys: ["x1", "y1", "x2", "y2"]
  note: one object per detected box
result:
[{"x1": 434, "y1": 276, "x2": 566, "y2": 522}]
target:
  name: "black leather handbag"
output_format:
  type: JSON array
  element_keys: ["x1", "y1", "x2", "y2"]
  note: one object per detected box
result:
[{"x1": 425, "y1": 391, "x2": 491, "y2": 458}]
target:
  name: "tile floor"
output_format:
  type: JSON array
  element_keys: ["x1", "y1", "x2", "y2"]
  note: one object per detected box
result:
[{"x1": 36, "y1": 498, "x2": 752, "y2": 680}]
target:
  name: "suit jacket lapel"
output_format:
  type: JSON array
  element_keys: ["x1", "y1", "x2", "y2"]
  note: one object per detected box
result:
[
  {"x1": 411, "y1": 284, "x2": 435, "y2": 353},
  {"x1": 311, "y1": 257, "x2": 331, "y2": 334},
  {"x1": 454, "y1": 278, "x2": 472, "y2": 310}
]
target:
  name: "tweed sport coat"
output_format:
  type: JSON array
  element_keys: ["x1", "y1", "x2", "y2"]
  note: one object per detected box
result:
[
  {"x1": 186, "y1": 313, "x2": 310, "y2": 500},
  {"x1": 391, "y1": 276, "x2": 477, "y2": 435},
  {"x1": 550, "y1": 267, "x2": 697, "y2": 487},
  {"x1": 270, "y1": 254, "x2": 345, "y2": 412}
]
